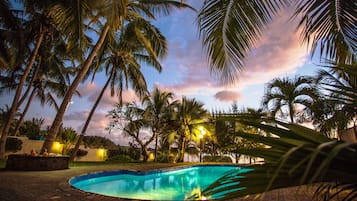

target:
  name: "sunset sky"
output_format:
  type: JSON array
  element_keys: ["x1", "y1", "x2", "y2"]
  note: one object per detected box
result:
[{"x1": 1, "y1": 1, "x2": 323, "y2": 145}]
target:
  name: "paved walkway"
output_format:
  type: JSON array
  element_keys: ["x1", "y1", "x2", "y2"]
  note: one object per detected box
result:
[{"x1": 0, "y1": 163, "x2": 342, "y2": 201}]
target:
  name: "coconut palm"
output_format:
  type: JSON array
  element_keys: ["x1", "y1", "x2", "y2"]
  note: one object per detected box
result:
[
  {"x1": 262, "y1": 76, "x2": 317, "y2": 123},
  {"x1": 198, "y1": 0, "x2": 356, "y2": 82},
  {"x1": 70, "y1": 18, "x2": 167, "y2": 161},
  {"x1": 41, "y1": 0, "x2": 193, "y2": 154},
  {"x1": 0, "y1": 0, "x2": 68, "y2": 159},
  {"x1": 197, "y1": 114, "x2": 357, "y2": 201},
  {"x1": 141, "y1": 88, "x2": 175, "y2": 161},
  {"x1": 172, "y1": 97, "x2": 209, "y2": 162}
]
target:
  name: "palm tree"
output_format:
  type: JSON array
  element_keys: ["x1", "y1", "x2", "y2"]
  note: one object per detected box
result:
[
  {"x1": 70, "y1": 18, "x2": 166, "y2": 161},
  {"x1": 0, "y1": 0, "x2": 67, "y2": 159},
  {"x1": 142, "y1": 88, "x2": 175, "y2": 162},
  {"x1": 41, "y1": 0, "x2": 193, "y2": 154},
  {"x1": 198, "y1": 0, "x2": 356, "y2": 82},
  {"x1": 11, "y1": 32, "x2": 74, "y2": 136},
  {"x1": 262, "y1": 76, "x2": 317, "y2": 123},
  {"x1": 311, "y1": 62, "x2": 357, "y2": 137},
  {"x1": 173, "y1": 97, "x2": 209, "y2": 162}
]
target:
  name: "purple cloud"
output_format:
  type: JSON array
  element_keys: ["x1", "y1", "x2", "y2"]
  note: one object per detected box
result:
[{"x1": 214, "y1": 91, "x2": 241, "y2": 102}]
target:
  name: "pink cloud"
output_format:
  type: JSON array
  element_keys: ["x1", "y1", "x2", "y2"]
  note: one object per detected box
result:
[
  {"x1": 156, "y1": 8, "x2": 308, "y2": 106},
  {"x1": 78, "y1": 82, "x2": 99, "y2": 97},
  {"x1": 214, "y1": 91, "x2": 241, "y2": 102}
]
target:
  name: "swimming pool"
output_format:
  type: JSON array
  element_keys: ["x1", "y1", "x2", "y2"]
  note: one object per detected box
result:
[{"x1": 70, "y1": 165, "x2": 250, "y2": 200}]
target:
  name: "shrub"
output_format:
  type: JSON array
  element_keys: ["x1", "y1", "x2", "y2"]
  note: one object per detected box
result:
[
  {"x1": 106, "y1": 154, "x2": 133, "y2": 162},
  {"x1": 68, "y1": 148, "x2": 88, "y2": 157},
  {"x1": 203, "y1": 155, "x2": 232, "y2": 162},
  {"x1": 5, "y1": 137, "x2": 22, "y2": 152}
]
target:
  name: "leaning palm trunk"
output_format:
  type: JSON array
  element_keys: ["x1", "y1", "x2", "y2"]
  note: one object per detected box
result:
[
  {"x1": 0, "y1": 30, "x2": 44, "y2": 159},
  {"x1": 41, "y1": 25, "x2": 110, "y2": 153},
  {"x1": 70, "y1": 72, "x2": 112, "y2": 161},
  {"x1": 12, "y1": 88, "x2": 37, "y2": 136}
]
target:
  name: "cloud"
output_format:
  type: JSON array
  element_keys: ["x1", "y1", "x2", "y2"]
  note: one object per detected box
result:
[
  {"x1": 78, "y1": 82, "x2": 99, "y2": 97},
  {"x1": 155, "y1": 8, "x2": 308, "y2": 107},
  {"x1": 214, "y1": 91, "x2": 241, "y2": 102}
]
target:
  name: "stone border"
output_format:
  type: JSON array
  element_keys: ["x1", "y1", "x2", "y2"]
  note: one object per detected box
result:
[{"x1": 5, "y1": 154, "x2": 69, "y2": 171}]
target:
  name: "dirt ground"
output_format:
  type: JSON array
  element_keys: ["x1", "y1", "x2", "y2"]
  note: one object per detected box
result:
[{"x1": 0, "y1": 163, "x2": 344, "y2": 201}]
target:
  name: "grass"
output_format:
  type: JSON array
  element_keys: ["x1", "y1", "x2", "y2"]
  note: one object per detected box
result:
[{"x1": 0, "y1": 159, "x2": 5, "y2": 169}]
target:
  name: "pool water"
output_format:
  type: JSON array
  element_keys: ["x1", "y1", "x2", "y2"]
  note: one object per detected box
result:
[{"x1": 70, "y1": 165, "x2": 249, "y2": 200}]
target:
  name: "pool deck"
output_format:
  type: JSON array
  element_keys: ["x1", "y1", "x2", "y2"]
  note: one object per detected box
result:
[{"x1": 0, "y1": 163, "x2": 343, "y2": 201}]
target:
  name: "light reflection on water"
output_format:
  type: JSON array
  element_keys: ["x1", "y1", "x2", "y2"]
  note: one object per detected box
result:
[{"x1": 71, "y1": 165, "x2": 247, "y2": 200}]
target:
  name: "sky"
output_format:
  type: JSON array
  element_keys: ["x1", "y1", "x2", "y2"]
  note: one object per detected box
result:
[{"x1": 1, "y1": 1, "x2": 322, "y2": 145}]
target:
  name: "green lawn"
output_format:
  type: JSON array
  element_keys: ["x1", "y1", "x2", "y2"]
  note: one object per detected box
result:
[{"x1": 0, "y1": 159, "x2": 6, "y2": 169}]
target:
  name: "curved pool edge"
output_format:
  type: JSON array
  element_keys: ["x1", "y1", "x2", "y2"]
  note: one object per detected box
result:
[
  {"x1": 69, "y1": 164, "x2": 241, "y2": 186},
  {"x1": 68, "y1": 164, "x2": 247, "y2": 200}
]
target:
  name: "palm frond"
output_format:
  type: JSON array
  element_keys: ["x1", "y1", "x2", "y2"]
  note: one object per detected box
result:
[
  {"x1": 201, "y1": 114, "x2": 357, "y2": 200},
  {"x1": 198, "y1": 0, "x2": 290, "y2": 83}
]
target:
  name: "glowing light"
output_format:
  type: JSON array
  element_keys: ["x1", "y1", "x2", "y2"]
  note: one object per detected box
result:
[
  {"x1": 198, "y1": 126, "x2": 206, "y2": 139},
  {"x1": 148, "y1": 153, "x2": 155, "y2": 161},
  {"x1": 96, "y1": 148, "x2": 107, "y2": 161},
  {"x1": 51, "y1": 141, "x2": 63, "y2": 154}
]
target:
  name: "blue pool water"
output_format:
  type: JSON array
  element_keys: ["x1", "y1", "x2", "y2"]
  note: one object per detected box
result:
[{"x1": 70, "y1": 165, "x2": 249, "y2": 200}]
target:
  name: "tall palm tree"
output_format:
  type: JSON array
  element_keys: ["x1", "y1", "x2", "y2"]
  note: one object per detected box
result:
[
  {"x1": 311, "y1": 62, "x2": 357, "y2": 137},
  {"x1": 173, "y1": 97, "x2": 209, "y2": 162},
  {"x1": 9, "y1": 28, "x2": 74, "y2": 136},
  {"x1": 262, "y1": 76, "x2": 317, "y2": 123},
  {"x1": 198, "y1": 0, "x2": 356, "y2": 82},
  {"x1": 41, "y1": 0, "x2": 193, "y2": 154},
  {"x1": 0, "y1": 0, "x2": 64, "y2": 158},
  {"x1": 142, "y1": 88, "x2": 175, "y2": 162},
  {"x1": 70, "y1": 18, "x2": 166, "y2": 161}
]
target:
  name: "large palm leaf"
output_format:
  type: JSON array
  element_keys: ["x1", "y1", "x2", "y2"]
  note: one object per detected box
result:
[
  {"x1": 199, "y1": 114, "x2": 357, "y2": 200},
  {"x1": 294, "y1": 0, "x2": 357, "y2": 63},
  {"x1": 198, "y1": 0, "x2": 356, "y2": 82}
]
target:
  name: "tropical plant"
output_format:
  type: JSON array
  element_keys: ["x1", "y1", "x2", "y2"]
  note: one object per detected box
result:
[
  {"x1": 56, "y1": 127, "x2": 78, "y2": 155},
  {"x1": 19, "y1": 118, "x2": 44, "y2": 139},
  {"x1": 262, "y1": 76, "x2": 317, "y2": 123},
  {"x1": 41, "y1": 0, "x2": 193, "y2": 154},
  {"x1": 70, "y1": 16, "x2": 167, "y2": 161},
  {"x1": 0, "y1": 0, "x2": 62, "y2": 159},
  {"x1": 82, "y1": 135, "x2": 117, "y2": 149},
  {"x1": 5, "y1": 137, "x2": 22, "y2": 153},
  {"x1": 171, "y1": 97, "x2": 209, "y2": 162},
  {"x1": 198, "y1": 0, "x2": 356, "y2": 82},
  {"x1": 198, "y1": 114, "x2": 357, "y2": 201},
  {"x1": 309, "y1": 62, "x2": 357, "y2": 137},
  {"x1": 213, "y1": 108, "x2": 266, "y2": 164},
  {"x1": 141, "y1": 88, "x2": 176, "y2": 161},
  {"x1": 108, "y1": 102, "x2": 154, "y2": 162}
]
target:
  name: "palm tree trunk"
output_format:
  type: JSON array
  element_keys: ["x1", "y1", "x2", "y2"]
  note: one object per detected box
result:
[
  {"x1": 70, "y1": 73, "x2": 112, "y2": 161},
  {"x1": 179, "y1": 135, "x2": 185, "y2": 162},
  {"x1": 41, "y1": 25, "x2": 110, "y2": 153},
  {"x1": 17, "y1": 58, "x2": 41, "y2": 108},
  {"x1": 289, "y1": 103, "x2": 294, "y2": 123},
  {"x1": 12, "y1": 88, "x2": 37, "y2": 136},
  {"x1": 0, "y1": 30, "x2": 44, "y2": 159},
  {"x1": 154, "y1": 131, "x2": 158, "y2": 162}
]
